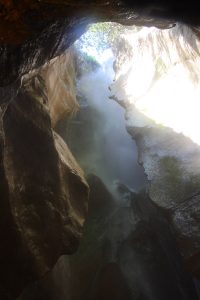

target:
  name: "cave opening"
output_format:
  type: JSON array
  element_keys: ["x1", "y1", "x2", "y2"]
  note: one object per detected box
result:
[
  {"x1": 0, "y1": 14, "x2": 197, "y2": 300},
  {"x1": 30, "y1": 22, "x2": 200, "y2": 300},
  {"x1": 1, "y1": 2, "x2": 200, "y2": 300},
  {"x1": 66, "y1": 22, "x2": 148, "y2": 196},
  {"x1": 2, "y1": 17, "x2": 200, "y2": 300}
]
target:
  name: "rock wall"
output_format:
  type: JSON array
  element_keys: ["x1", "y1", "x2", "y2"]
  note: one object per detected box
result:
[
  {"x1": 0, "y1": 51, "x2": 88, "y2": 299},
  {"x1": 20, "y1": 175, "x2": 198, "y2": 300},
  {"x1": 0, "y1": 1, "x2": 200, "y2": 299},
  {"x1": 23, "y1": 44, "x2": 198, "y2": 300},
  {"x1": 42, "y1": 48, "x2": 79, "y2": 128},
  {"x1": 0, "y1": 0, "x2": 179, "y2": 45},
  {"x1": 110, "y1": 23, "x2": 200, "y2": 277},
  {"x1": 0, "y1": 1, "x2": 176, "y2": 88}
]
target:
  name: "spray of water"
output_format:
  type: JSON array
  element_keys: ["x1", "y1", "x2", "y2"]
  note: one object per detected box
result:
[{"x1": 67, "y1": 48, "x2": 147, "y2": 195}]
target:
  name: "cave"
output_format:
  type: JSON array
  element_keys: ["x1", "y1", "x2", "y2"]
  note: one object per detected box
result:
[{"x1": 0, "y1": 2, "x2": 200, "y2": 300}]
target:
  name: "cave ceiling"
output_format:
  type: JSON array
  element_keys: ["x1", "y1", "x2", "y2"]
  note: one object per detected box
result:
[{"x1": 0, "y1": 0, "x2": 199, "y2": 87}]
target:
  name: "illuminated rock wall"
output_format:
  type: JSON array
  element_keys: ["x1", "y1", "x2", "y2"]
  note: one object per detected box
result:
[{"x1": 110, "y1": 23, "x2": 200, "y2": 277}]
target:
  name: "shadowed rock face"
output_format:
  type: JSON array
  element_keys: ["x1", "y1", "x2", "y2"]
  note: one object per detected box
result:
[
  {"x1": 92, "y1": 262, "x2": 132, "y2": 300},
  {"x1": 0, "y1": 18, "x2": 89, "y2": 87},
  {"x1": 113, "y1": 194, "x2": 198, "y2": 300},
  {"x1": 0, "y1": 1, "x2": 200, "y2": 87},
  {"x1": 0, "y1": 0, "x2": 179, "y2": 44},
  {"x1": 19, "y1": 174, "x2": 116, "y2": 300},
  {"x1": 20, "y1": 176, "x2": 198, "y2": 300},
  {"x1": 0, "y1": 71, "x2": 88, "y2": 299},
  {"x1": 0, "y1": 0, "x2": 200, "y2": 45}
]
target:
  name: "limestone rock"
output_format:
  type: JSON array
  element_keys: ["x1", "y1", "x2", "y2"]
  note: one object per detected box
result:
[
  {"x1": 104, "y1": 192, "x2": 198, "y2": 300},
  {"x1": 0, "y1": 71, "x2": 88, "y2": 299},
  {"x1": 42, "y1": 48, "x2": 79, "y2": 128},
  {"x1": 19, "y1": 256, "x2": 71, "y2": 300},
  {"x1": 20, "y1": 174, "x2": 115, "y2": 300},
  {"x1": 110, "y1": 23, "x2": 200, "y2": 276},
  {"x1": 0, "y1": 0, "x2": 191, "y2": 88},
  {"x1": 69, "y1": 181, "x2": 199, "y2": 300}
]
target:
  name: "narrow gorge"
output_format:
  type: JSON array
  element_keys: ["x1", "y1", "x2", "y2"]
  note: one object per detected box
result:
[{"x1": 0, "y1": 2, "x2": 200, "y2": 300}]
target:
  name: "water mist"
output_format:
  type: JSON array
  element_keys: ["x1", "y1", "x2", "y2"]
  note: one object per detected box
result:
[{"x1": 67, "y1": 49, "x2": 147, "y2": 196}]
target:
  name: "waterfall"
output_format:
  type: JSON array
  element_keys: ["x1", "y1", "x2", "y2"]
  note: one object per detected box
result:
[{"x1": 67, "y1": 48, "x2": 147, "y2": 195}]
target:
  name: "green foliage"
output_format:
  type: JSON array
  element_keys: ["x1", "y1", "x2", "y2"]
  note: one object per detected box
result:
[
  {"x1": 88, "y1": 22, "x2": 125, "y2": 48},
  {"x1": 75, "y1": 21, "x2": 142, "y2": 60},
  {"x1": 82, "y1": 52, "x2": 99, "y2": 65},
  {"x1": 76, "y1": 22, "x2": 127, "y2": 54}
]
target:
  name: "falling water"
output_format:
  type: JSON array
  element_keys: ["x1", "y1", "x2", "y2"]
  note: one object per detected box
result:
[{"x1": 66, "y1": 49, "x2": 147, "y2": 194}]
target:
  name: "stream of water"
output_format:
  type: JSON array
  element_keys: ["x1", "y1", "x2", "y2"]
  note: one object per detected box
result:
[{"x1": 67, "y1": 49, "x2": 147, "y2": 195}]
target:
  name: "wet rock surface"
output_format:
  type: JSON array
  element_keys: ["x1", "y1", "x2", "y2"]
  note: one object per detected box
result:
[
  {"x1": 109, "y1": 192, "x2": 198, "y2": 300},
  {"x1": 0, "y1": 69, "x2": 88, "y2": 299},
  {"x1": 20, "y1": 175, "x2": 198, "y2": 300}
]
